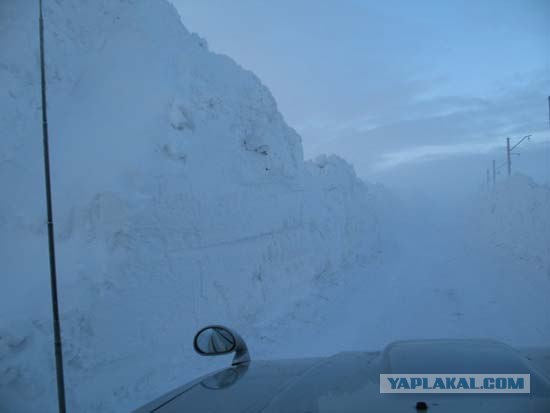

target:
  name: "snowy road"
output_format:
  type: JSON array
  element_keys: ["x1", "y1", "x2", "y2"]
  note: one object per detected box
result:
[
  {"x1": 107, "y1": 193, "x2": 550, "y2": 413},
  {"x1": 250, "y1": 199, "x2": 550, "y2": 360}
]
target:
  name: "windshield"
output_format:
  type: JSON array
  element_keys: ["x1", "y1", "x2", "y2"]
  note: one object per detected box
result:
[{"x1": 1, "y1": 1, "x2": 549, "y2": 412}]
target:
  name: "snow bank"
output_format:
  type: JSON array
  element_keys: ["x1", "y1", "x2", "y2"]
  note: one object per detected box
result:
[
  {"x1": 478, "y1": 175, "x2": 550, "y2": 275},
  {"x1": 0, "y1": 1, "x2": 380, "y2": 412}
]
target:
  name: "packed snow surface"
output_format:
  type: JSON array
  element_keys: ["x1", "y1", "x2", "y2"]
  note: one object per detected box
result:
[{"x1": 1, "y1": 1, "x2": 549, "y2": 412}]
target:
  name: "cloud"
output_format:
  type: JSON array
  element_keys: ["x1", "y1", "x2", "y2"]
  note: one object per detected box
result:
[
  {"x1": 373, "y1": 140, "x2": 503, "y2": 171},
  {"x1": 298, "y1": 69, "x2": 550, "y2": 176}
]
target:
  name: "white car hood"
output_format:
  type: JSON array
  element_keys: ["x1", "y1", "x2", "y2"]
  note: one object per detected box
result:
[{"x1": 135, "y1": 339, "x2": 550, "y2": 413}]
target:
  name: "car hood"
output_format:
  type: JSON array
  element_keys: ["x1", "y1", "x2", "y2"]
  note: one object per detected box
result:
[{"x1": 135, "y1": 339, "x2": 550, "y2": 413}]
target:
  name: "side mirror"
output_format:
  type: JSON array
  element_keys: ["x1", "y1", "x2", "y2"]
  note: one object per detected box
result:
[
  {"x1": 200, "y1": 364, "x2": 249, "y2": 390},
  {"x1": 193, "y1": 325, "x2": 250, "y2": 365}
]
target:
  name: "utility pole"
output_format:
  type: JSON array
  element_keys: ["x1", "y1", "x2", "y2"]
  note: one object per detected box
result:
[
  {"x1": 39, "y1": 1, "x2": 67, "y2": 412},
  {"x1": 492, "y1": 160, "x2": 496, "y2": 186},
  {"x1": 506, "y1": 134, "x2": 531, "y2": 177},
  {"x1": 506, "y1": 137, "x2": 511, "y2": 176}
]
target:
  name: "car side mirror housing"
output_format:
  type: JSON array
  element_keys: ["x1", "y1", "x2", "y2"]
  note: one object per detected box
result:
[{"x1": 193, "y1": 325, "x2": 250, "y2": 365}]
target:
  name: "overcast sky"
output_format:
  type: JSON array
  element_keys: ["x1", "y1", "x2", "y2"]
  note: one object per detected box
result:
[{"x1": 171, "y1": 0, "x2": 550, "y2": 188}]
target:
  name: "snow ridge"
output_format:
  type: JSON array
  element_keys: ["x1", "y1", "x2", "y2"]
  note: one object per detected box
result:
[
  {"x1": 479, "y1": 174, "x2": 550, "y2": 275},
  {"x1": 0, "y1": 1, "x2": 380, "y2": 412}
]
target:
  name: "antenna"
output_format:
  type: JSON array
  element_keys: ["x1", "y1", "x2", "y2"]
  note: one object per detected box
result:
[{"x1": 39, "y1": 1, "x2": 68, "y2": 412}]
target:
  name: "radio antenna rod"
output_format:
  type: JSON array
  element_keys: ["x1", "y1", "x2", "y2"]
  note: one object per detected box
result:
[{"x1": 39, "y1": 1, "x2": 68, "y2": 412}]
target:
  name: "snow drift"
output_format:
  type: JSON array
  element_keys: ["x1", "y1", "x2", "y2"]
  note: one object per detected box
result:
[
  {"x1": 0, "y1": 1, "x2": 381, "y2": 412},
  {"x1": 479, "y1": 174, "x2": 550, "y2": 276}
]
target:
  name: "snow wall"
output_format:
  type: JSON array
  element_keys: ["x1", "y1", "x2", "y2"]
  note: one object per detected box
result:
[
  {"x1": 479, "y1": 174, "x2": 550, "y2": 276},
  {"x1": 0, "y1": 1, "x2": 382, "y2": 411}
]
